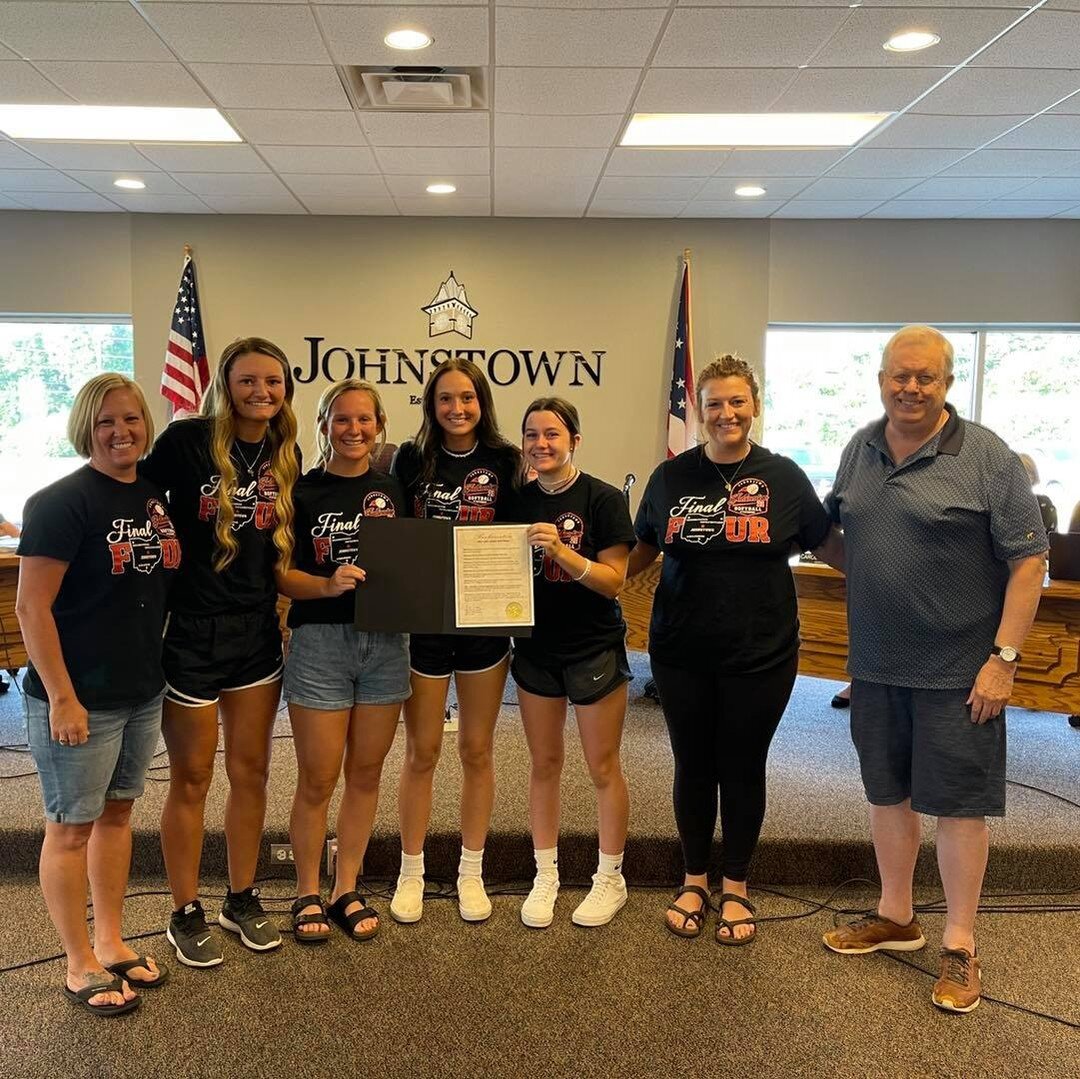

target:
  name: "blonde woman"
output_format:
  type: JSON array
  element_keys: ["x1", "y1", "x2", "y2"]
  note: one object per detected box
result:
[
  {"x1": 17, "y1": 374, "x2": 178, "y2": 1014},
  {"x1": 142, "y1": 337, "x2": 299, "y2": 967},
  {"x1": 276, "y1": 379, "x2": 409, "y2": 943}
]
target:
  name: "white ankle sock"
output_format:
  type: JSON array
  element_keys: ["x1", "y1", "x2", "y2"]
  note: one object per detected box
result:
[
  {"x1": 598, "y1": 850, "x2": 624, "y2": 877},
  {"x1": 534, "y1": 846, "x2": 559, "y2": 877},
  {"x1": 400, "y1": 850, "x2": 425, "y2": 880},
  {"x1": 458, "y1": 846, "x2": 484, "y2": 880}
]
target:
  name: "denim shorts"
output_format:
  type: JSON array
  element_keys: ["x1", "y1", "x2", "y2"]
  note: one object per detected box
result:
[
  {"x1": 25, "y1": 690, "x2": 165, "y2": 824},
  {"x1": 283, "y1": 623, "x2": 411, "y2": 710}
]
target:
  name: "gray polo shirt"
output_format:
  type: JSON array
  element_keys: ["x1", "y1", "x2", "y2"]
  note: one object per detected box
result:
[{"x1": 824, "y1": 404, "x2": 1048, "y2": 689}]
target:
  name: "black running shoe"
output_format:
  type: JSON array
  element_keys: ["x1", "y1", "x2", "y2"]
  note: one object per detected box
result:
[
  {"x1": 219, "y1": 887, "x2": 282, "y2": 952},
  {"x1": 167, "y1": 900, "x2": 224, "y2": 968}
]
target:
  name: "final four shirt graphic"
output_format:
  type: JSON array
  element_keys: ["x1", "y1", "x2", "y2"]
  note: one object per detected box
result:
[
  {"x1": 288, "y1": 466, "x2": 406, "y2": 627},
  {"x1": 18, "y1": 466, "x2": 180, "y2": 709},
  {"x1": 634, "y1": 444, "x2": 831, "y2": 673},
  {"x1": 141, "y1": 417, "x2": 301, "y2": 616},
  {"x1": 514, "y1": 472, "x2": 636, "y2": 665}
]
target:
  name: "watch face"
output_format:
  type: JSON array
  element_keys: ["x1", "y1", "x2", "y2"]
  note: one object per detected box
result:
[{"x1": 998, "y1": 646, "x2": 1018, "y2": 662}]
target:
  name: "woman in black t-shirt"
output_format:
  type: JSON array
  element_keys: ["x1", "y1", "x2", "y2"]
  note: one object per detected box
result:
[
  {"x1": 513, "y1": 397, "x2": 636, "y2": 930},
  {"x1": 276, "y1": 379, "x2": 410, "y2": 943},
  {"x1": 389, "y1": 358, "x2": 522, "y2": 924},
  {"x1": 141, "y1": 337, "x2": 300, "y2": 967},
  {"x1": 630, "y1": 355, "x2": 842, "y2": 945},
  {"x1": 17, "y1": 374, "x2": 178, "y2": 1014}
]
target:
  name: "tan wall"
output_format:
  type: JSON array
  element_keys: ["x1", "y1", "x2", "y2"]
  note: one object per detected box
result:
[{"x1": 3, "y1": 210, "x2": 1080, "y2": 493}]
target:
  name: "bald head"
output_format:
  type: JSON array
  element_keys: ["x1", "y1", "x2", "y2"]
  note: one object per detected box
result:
[{"x1": 882, "y1": 325, "x2": 953, "y2": 379}]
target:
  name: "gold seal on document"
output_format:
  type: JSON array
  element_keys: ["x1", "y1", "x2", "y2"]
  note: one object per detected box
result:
[{"x1": 506, "y1": 602, "x2": 523, "y2": 619}]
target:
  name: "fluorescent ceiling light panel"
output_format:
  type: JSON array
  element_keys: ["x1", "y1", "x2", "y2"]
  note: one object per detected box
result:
[
  {"x1": 621, "y1": 113, "x2": 891, "y2": 148},
  {"x1": 0, "y1": 105, "x2": 241, "y2": 142}
]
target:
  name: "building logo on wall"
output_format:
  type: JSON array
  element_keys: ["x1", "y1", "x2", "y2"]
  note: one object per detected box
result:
[{"x1": 422, "y1": 271, "x2": 477, "y2": 339}]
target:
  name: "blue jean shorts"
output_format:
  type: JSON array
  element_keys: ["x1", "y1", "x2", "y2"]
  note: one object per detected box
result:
[
  {"x1": 284, "y1": 623, "x2": 411, "y2": 710},
  {"x1": 25, "y1": 690, "x2": 165, "y2": 824}
]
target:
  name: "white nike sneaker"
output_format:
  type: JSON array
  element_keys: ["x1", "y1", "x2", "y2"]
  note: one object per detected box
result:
[
  {"x1": 520, "y1": 872, "x2": 560, "y2": 928},
  {"x1": 390, "y1": 876, "x2": 425, "y2": 923},
  {"x1": 457, "y1": 876, "x2": 493, "y2": 922},
  {"x1": 571, "y1": 873, "x2": 628, "y2": 927}
]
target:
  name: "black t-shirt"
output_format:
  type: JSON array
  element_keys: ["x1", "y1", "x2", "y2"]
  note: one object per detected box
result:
[
  {"x1": 513, "y1": 472, "x2": 636, "y2": 665},
  {"x1": 634, "y1": 444, "x2": 831, "y2": 673},
  {"x1": 141, "y1": 417, "x2": 297, "y2": 616},
  {"x1": 18, "y1": 466, "x2": 180, "y2": 708},
  {"x1": 288, "y1": 466, "x2": 406, "y2": 628},
  {"x1": 391, "y1": 440, "x2": 520, "y2": 523}
]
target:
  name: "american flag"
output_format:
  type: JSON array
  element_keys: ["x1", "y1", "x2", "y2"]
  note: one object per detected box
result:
[
  {"x1": 161, "y1": 253, "x2": 210, "y2": 416},
  {"x1": 667, "y1": 257, "x2": 696, "y2": 458}
]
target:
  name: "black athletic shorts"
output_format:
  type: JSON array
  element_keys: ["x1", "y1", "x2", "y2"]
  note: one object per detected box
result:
[
  {"x1": 163, "y1": 606, "x2": 283, "y2": 707},
  {"x1": 511, "y1": 644, "x2": 631, "y2": 706},
  {"x1": 408, "y1": 632, "x2": 510, "y2": 679}
]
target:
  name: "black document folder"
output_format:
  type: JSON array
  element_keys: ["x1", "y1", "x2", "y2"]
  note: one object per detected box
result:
[{"x1": 352, "y1": 517, "x2": 532, "y2": 637}]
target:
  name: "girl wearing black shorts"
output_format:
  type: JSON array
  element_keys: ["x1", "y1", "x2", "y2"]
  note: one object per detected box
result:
[
  {"x1": 277, "y1": 379, "x2": 410, "y2": 943},
  {"x1": 142, "y1": 337, "x2": 300, "y2": 967},
  {"x1": 390, "y1": 358, "x2": 521, "y2": 923},
  {"x1": 513, "y1": 397, "x2": 636, "y2": 929}
]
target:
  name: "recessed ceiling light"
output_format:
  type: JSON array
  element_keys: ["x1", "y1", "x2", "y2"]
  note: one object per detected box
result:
[
  {"x1": 735, "y1": 185, "x2": 767, "y2": 198},
  {"x1": 883, "y1": 30, "x2": 940, "y2": 53},
  {"x1": 385, "y1": 29, "x2": 433, "y2": 50},
  {"x1": 0, "y1": 105, "x2": 240, "y2": 142},
  {"x1": 621, "y1": 113, "x2": 891, "y2": 148},
  {"x1": 426, "y1": 182, "x2": 456, "y2": 195},
  {"x1": 113, "y1": 178, "x2": 146, "y2": 190}
]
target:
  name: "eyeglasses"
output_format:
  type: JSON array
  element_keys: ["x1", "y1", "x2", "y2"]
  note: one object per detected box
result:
[{"x1": 887, "y1": 372, "x2": 942, "y2": 389}]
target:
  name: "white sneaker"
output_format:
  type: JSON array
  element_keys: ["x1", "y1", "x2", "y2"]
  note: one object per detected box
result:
[
  {"x1": 520, "y1": 873, "x2": 560, "y2": 928},
  {"x1": 457, "y1": 876, "x2": 493, "y2": 922},
  {"x1": 572, "y1": 873, "x2": 628, "y2": 927},
  {"x1": 390, "y1": 876, "x2": 424, "y2": 923}
]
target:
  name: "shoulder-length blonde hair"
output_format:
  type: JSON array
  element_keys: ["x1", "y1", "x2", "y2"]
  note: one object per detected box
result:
[
  {"x1": 200, "y1": 336, "x2": 299, "y2": 573},
  {"x1": 68, "y1": 373, "x2": 154, "y2": 459},
  {"x1": 314, "y1": 379, "x2": 387, "y2": 469}
]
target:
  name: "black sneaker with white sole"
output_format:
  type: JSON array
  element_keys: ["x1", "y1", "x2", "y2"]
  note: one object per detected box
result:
[
  {"x1": 167, "y1": 900, "x2": 224, "y2": 968},
  {"x1": 219, "y1": 887, "x2": 282, "y2": 952}
]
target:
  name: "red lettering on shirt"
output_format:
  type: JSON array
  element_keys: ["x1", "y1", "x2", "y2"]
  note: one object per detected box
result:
[
  {"x1": 459, "y1": 504, "x2": 495, "y2": 523},
  {"x1": 109, "y1": 542, "x2": 133, "y2": 575},
  {"x1": 198, "y1": 494, "x2": 218, "y2": 521},
  {"x1": 748, "y1": 516, "x2": 770, "y2": 543},
  {"x1": 161, "y1": 538, "x2": 181, "y2": 569},
  {"x1": 254, "y1": 502, "x2": 276, "y2": 530}
]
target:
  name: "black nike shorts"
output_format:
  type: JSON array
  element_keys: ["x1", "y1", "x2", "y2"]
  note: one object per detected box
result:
[{"x1": 511, "y1": 644, "x2": 631, "y2": 706}]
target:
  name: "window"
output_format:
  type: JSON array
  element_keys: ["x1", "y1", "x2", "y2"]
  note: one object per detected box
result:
[{"x1": 0, "y1": 319, "x2": 135, "y2": 524}]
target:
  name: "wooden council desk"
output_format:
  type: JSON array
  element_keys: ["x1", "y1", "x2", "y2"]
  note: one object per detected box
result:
[
  {"x1": 621, "y1": 558, "x2": 1080, "y2": 715},
  {"x1": 0, "y1": 551, "x2": 27, "y2": 671}
]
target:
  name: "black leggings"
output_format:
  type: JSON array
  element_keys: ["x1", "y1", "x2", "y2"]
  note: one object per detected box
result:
[{"x1": 651, "y1": 654, "x2": 799, "y2": 882}]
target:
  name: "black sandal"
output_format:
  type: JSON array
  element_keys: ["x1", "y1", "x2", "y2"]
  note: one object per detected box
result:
[
  {"x1": 63, "y1": 974, "x2": 141, "y2": 1017},
  {"x1": 665, "y1": 885, "x2": 712, "y2": 939},
  {"x1": 104, "y1": 956, "x2": 169, "y2": 988},
  {"x1": 327, "y1": 890, "x2": 379, "y2": 941},
  {"x1": 291, "y1": 893, "x2": 332, "y2": 944},
  {"x1": 715, "y1": 892, "x2": 757, "y2": 946}
]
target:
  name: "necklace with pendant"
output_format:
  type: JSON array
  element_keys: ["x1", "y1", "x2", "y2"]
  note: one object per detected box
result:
[
  {"x1": 232, "y1": 436, "x2": 267, "y2": 475},
  {"x1": 703, "y1": 444, "x2": 751, "y2": 493}
]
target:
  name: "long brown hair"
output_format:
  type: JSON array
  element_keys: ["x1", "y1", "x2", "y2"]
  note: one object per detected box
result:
[{"x1": 200, "y1": 336, "x2": 299, "y2": 573}]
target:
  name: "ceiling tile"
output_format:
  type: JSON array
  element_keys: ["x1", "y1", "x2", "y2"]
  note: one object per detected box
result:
[
  {"x1": 678, "y1": 0, "x2": 864, "y2": 5},
  {"x1": 0, "y1": 3, "x2": 173, "y2": 61},
  {"x1": 5, "y1": 191, "x2": 120, "y2": 211},
  {"x1": 653, "y1": 8, "x2": 849, "y2": 68},
  {"x1": 495, "y1": 114, "x2": 622, "y2": 149},
  {"x1": 594, "y1": 175, "x2": 705, "y2": 200},
  {"x1": 864, "y1": 114, "x2": 1026, "y2": 150},
  {"x1": 0, "y1": 142, "x2": 50, "y2": 169},
  {"x1": 384, "y1": 174, "x2": 490, "y2": 198},
  {"x1": 606, "y1": 149, "x2": 729, "y2": 177},
  {"x1": 0, "y1": 169, "x2": 89, "y2": 192},
  {"x1": 107, "y1": 192, "x2": 212, "y2": 212},
  {"x1": 828, "y1": 148, "x2": 968, "y2": 177},
  {"x1": 0, "y1": 44, "x2": 17, "y2": 60},
  {"x1": 496, "y1": 68, "x2": 640, "y2": 116},
  {"x1": 679, "y1": 200, "x2": 785, "y2": 218},
  {"x1": 493, "y1": 175, "x2": 596, "y2": 203},
  {"x1": 227, "y1": 110, "x2": 366, "y2": 146},
  {"x1": 171, "y1": 172, "x2": 292, "y2": 196},
  {"x1": 973, "y1": 10, "x2": 1080, "y2": 68},
  {"x1": 190, "y1": 64, "x2": 351, "y2": 109},
  {"x1": 395, "y1": 196, "x2": 490, "y2": 216},
  {"x1": 813, "y1": 8, "x2": 1018, "y2": 68},
  {"x1": 374, "y1": 146, "x2": 490, "y2": 174},
  {"x1": 142, "y1": 2, "x2": 329, "y2": 64},
  {"x1": 495, "y1": 8, "x2": 667, "y2": 67},
  {"x1": 798, "y1": 177, "x2": 917, "y2": 200},
  {"x1": 635, "y1": 68, "x2": 795, "y2": 112},
  {"x1": 0, "y1": 193, "x2": 26, "y2": 208},
  {"x1": 865, "y1": 200, "x2": 989, "y2": 218},
  {"x1": 34, "y1": 61, "x2": 212, "y2": 106},
  {"x1": 714, "y1": 148, "x2": 847, "y2": 176},
  {"x1": 498, "y1": 0, "x2": 667, "y2": 6},
  {"x1": 199, "y1": 193, "x2": 307, "y2": 213},
  {"x1": 494, "y1": 197, "x2": 590, "y2": 218},
  {"x1": 0, "y1": 61, "x2": 73, "y2": 104},
  {"x1": 987, "y1": 114, "x2": 1080, "y2": 150},
  {"x1": 259, "y1": 145, "x2": 378, "y2": 173},
  {"x1": 496, "y1": 147, "x2": 607, "y2": 177},
  {"x1": 316, "y1": 5, "x2": 489, "y2": 66},
  {"x1": 65, "y1": 170, "x2": 192, "y2": 195},
  {"x1": 913, "y1": 68, "x2": 1080, "y2": 115},
  {"x1": 294, "y1": 195, "x2": 398, "y2": 215},
  {"x1": 588, "y1": 198, "x2": 686, "y2": 217},
  {"x1": 360, "y1": 112, "x2": 489, "y2": 147},
  {"x1": 696, "y1": 175, "x2": 811, "y2": 199},
  {"x1": 773, "y1": 200, "x2": 883, "y2": 217},
  {"x1": 940, "y1": 148, "x2": 1080, "y2": 175},
  {"x1": 18, "y1": 143, "x2": 157, "y2": 171},
  {"x1": 899, "y1": 176, "x2": 1031, "y2": 199},
  {"x1": 860, "y1": 0, "x2": 1031, "y2": 6},
  {"x1": 135, "y1": 145, "x2": 269, "y2": 172},
  {"x1": 961, "y1": 200, "x2": 1079, "y2": 217},
  {"x1": 281, "y1": 173, "x2": 391, "y2": 197},
  {"x1": 770, "y1": 67, "x2": 942, "y2": 112},
  {"x1": 1010, "y1": 176, "x2": 1080, "y2": 199}
]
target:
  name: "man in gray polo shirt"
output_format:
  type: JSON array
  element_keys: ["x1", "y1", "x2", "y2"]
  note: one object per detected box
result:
[{"x1": 821, "y1": 325, "x2": 1047, "y2": 1014}]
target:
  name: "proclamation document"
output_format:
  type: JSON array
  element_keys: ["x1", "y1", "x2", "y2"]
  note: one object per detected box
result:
[{"x1": 453, "y1": 524, "x2": 534, "y2": 629}]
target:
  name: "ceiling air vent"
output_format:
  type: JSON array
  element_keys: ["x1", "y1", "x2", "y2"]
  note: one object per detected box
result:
[{"x1": 341, "y1": 66, "x2": 488, "y2": 111}]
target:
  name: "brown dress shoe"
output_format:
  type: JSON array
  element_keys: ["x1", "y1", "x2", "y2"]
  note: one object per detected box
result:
[
  {"x1": 823, "y1": 912, "x2": 927, "y2": 954},
  {"x1": 932, "y1": 948, "x2": 982, "y2": 1013}
]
